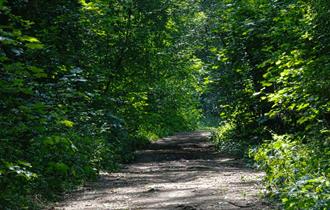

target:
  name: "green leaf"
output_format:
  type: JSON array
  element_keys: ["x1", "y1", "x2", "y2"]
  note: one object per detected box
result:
[
  {"x1": 54, "y1": 162, "x2": 69, "y2": 174},
  {"x1": 19, "y1": 35, "x2": 40, "y2": 43},
  {"x1": 59, "y1": 120, "x2": 75, "y2": 127},
  {"x1": 26, "y1": 43, "x2": 44, "y2": 49},
  {"x1": 261, "y1": 81, "x2": 273, "y2": 87}
]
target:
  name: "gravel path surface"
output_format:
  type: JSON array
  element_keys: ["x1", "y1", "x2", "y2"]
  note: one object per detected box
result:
[{"x1": 54, "y1": 131, "x2": 271, "y2": 210}]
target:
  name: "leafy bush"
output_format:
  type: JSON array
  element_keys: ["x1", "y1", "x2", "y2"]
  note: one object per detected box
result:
[
  {"x1": 30, "y1": 135, "x2": 99, "y2": 195},
  {"x1": 201, "y1": 0, "x2": 330, "y2": 208},
  {"x1": 0, "y1": 160, "x2": 38, "y2": 209},
  {"x1": 211, "y1": 122, "x2": 247, "y2": 156},
  {"x1": 251, "y1": 134, "x2": 330, "y2": 209},
  {"x1": 0, "y1": 0, "x2": 202, "y2": 208}
]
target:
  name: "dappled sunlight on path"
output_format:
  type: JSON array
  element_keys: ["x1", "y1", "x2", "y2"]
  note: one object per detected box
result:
[{"x1": 55, "y1": 132, "x2": 271, "y2": 210}]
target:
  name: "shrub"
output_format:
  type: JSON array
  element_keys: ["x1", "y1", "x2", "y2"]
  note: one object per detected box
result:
[
  {"x1": 211, "y1": 122, "x2": 246, "y2": 156},
  {"x1": 251, "y1": 134, "x2": 330, "y2": 209}
]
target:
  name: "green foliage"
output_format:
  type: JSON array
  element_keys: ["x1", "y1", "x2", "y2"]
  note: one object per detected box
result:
[
  {"x1": 252, "y1": 134, "x2": 330, "y2": 209},
  {"x1": 1, "y1": 0, "x2": 329, "y2": 209},
  {"x1": 211, "y1": 122, "x2": 246, "y2": 156},
  {"x1": 0, "y1": 0, "x2": 202, "y2": 208},
  {"x1": 200, "y1": 0, "x2": 330, "y2": 208}
]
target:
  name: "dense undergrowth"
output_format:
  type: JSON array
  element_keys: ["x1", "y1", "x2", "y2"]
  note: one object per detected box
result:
[
  {"x1": 0, "y1": 0, "x2": 202, "y2": 209},
  {"x1": 204, "y1": 0, "x2": 330, "y2": 209},
  {"x1": 1, "y1": 0, "x2": 329, "y2": 209}
]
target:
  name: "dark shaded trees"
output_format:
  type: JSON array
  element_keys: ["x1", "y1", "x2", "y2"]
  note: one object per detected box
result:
[
  {"x1": 1, "y1": 0, "x2": 329, "y2": 209},
  {"x1": 0, "y1": 0, "x2": 202, "y2": 208}
]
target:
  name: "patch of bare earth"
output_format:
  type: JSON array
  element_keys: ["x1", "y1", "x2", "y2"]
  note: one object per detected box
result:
[{"x1": 54, "y1": 131, "x2": 272, "y2": 210}]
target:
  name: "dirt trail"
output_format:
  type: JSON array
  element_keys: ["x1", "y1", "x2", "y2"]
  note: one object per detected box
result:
[{"x1": 55, "y1": 131, "x2": 271, "y2": 210}]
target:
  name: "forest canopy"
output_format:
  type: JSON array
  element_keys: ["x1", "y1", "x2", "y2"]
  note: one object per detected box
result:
[{"x1": 0, "y1": 0, "x2": 329, "y2": 209}]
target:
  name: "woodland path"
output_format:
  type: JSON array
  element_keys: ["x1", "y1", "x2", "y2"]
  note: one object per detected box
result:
[{"x1": 54, "y1": 131, "x2": 271, "y2": 210}]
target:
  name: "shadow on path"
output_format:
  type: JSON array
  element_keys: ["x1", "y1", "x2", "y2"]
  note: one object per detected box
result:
[{"x1": 55, "y1": 131, "x2": 271, "y2": 210}]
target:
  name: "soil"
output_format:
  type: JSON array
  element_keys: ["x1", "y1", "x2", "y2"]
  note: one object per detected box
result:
[{"x1": 54, "y1": 131, "x2": 272, "y2": 210}]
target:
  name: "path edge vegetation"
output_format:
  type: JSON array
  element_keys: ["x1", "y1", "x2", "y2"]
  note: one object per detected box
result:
[
  {"x1": 0, "y1": 1, "x2": 202, "y2": 209},
  {"x1": 204, "y1": 1, "x2": 329, "y2": 209},
  {"x1": 0, "y1": 0, "x2": 329, "y2": 209}
]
